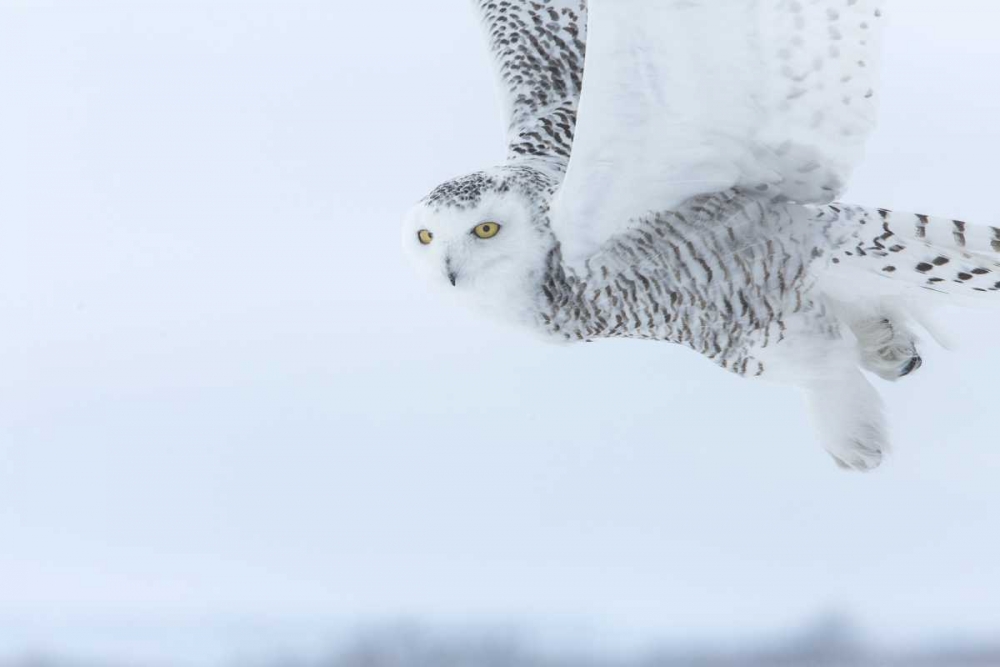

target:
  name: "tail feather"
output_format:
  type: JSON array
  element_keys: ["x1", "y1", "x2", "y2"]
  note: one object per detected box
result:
[{"x1": 821, "y1": 204, "x2": 1000, "y2": 298}]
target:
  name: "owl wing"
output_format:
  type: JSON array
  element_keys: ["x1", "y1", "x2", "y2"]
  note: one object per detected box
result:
[
  {"x1": 473, "y1": 0, "x2": 588, "y2": 169},
  {"x1": 551, "y1": 0, "x2": 886, "y2": 266}
]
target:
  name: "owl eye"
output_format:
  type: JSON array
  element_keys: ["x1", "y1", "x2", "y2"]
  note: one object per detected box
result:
[
  {"x1": 472, "y1": 222, "x2": 502, "y2": 239},
  {"x1": 417, "y1": 229, "x2": 434, "y2": 245}
]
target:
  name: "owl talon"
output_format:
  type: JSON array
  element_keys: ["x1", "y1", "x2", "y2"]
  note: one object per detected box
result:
[
  {"x1": 850, "y1": 316, "x2": 922, "y2": 381},
  {"x1": 899, "y1": 355, "x2": 923, "y2": 377},
  {"x1": 831, "y1": 448, "x2": 883, "y2": 472}
]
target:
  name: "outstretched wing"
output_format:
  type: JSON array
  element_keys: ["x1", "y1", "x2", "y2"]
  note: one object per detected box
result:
[
  {"x1": 473, "y1": 0, "x2": 588, "y2": 169},
  {"x1": 552, "y1": 0, "x2": 886, "y2": 265}
]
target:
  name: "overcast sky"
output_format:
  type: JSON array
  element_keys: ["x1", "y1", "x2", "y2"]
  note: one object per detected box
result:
[{"x1": 2, "y1": 0, "x2": 1000, "y2": 663}]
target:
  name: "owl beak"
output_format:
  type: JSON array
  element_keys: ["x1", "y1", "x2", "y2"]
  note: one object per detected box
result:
[{"x1": 448, "y1": 271, "x2": 458, "y2": 286}]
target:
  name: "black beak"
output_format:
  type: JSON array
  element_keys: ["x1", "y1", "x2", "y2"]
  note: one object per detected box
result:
[{"x1": 445, "y1": 255, "x2": 458, "y2": 286}]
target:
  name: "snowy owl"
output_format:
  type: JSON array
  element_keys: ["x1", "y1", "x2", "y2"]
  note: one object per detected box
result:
[{"x1": 403, "y1": 0, "x2": 997, "y2": 471}]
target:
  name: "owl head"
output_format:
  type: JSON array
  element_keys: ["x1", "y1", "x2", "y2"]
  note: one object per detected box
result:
[{"x1": 402, "y1": 165, "x2": 561, "y2": 322}]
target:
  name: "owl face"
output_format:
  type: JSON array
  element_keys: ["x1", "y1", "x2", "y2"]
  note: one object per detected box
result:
[{"x1": 402, "y1": 167, "x2": 559, "y2": 322}]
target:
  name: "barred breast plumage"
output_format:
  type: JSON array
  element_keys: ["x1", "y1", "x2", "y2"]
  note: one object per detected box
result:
[{"x1": 536, "y1": 192, "x2": 836, "y2": 379}]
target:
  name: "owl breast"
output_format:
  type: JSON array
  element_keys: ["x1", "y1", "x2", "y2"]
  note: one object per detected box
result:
[{"x1": 534, "y1": 192, "x2": 838, "y2": 376}]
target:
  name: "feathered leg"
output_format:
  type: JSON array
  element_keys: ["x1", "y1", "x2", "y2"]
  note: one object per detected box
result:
[
  {"x1": 761, "y1": 325, "x2": 889, "y2": 472},
  {"x1": 803, "y1": 360, "x2": 888, "y2": 471},
  {"x1": 850, "y1": 315, "x2": 922, "y2": 381},
  {"x1": 828, "y1": 299, "x2": 923, "y2": 381}
]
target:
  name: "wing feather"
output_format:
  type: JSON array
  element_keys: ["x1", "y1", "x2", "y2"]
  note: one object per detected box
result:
[
  {"x1": 552, "y1": 0, "x2": 886, "y2": 265},
  {"x1": 473, "y1": 0, "x2": 588, "y2": 169}
]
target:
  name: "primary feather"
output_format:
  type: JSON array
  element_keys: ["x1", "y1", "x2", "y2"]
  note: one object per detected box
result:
[{"x1": 474, "y1": 0, "x2": 587, "y2": 169}]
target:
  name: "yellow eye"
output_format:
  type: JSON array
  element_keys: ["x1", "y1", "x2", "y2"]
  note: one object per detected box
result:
[
  {"x1": 473, "y1": 222, "x2": 501, "y2": 239},
  {"x1": 417, "y1": 229, "x2": 433, "y2": 245}
]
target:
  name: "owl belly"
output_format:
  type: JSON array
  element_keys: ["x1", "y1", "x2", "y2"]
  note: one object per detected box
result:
[{"x1": 535, "y1": 194, "x2": 838, "y2": 377}]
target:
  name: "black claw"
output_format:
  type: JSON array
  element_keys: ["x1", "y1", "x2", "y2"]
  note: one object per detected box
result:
[{"x1": 900, "y1": 355, "x2": 923, "y2": 377}]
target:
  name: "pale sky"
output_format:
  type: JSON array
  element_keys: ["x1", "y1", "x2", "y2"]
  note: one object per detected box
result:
[{"x1": 1, "y1": 1, "x2": 1000, "y2": 663}]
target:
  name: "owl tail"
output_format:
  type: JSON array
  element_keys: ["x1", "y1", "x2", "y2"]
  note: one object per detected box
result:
[{"x1": 820, "y1": 204, "x2": 1000, "y2": 301}]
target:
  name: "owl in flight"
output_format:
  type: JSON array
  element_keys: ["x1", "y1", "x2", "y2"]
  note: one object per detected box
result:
[{"x1": 403, "y1": 0, "x2": 996, "y2": 471}]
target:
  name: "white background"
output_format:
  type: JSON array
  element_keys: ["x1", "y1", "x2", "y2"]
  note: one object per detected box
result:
[{"x1": 1, "y1": 0, "x2": 999, "y2": 662}]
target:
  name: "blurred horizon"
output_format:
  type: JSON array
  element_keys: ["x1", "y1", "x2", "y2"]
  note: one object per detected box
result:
[{"x1": 5, "y1": 612, "x2": 1000, "y2": 667}]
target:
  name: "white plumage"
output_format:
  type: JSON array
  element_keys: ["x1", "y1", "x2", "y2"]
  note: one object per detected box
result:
[
  {"x1": 554, "y1": 0, "x2": 884, "y2": 265},
  {"x1": 402, "y1": 0, "x2": 998, "y2": 471}
]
